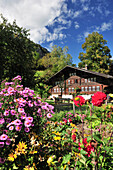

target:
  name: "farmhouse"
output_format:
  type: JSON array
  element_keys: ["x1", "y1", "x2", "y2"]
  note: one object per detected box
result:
[{"x1": 47, "y1": 65, "x2": 113, "y2": 100}]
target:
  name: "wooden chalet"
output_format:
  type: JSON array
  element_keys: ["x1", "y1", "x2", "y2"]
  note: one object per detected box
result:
[{"x1": 47, "y1": 65, "x2": 113, "y2": 100}]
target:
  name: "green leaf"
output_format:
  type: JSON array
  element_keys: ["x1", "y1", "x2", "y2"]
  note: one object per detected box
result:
[
  {"x1": 80, "y1": 149, "x2": 87, "y2": 155},
  {"x1": 62, "y1": 154, "x2": 71, "y2": 164}
]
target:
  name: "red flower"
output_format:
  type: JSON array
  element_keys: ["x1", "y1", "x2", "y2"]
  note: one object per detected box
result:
[
  {"x1": 78, "y1": 138, "x2": 95, "y2": 157},
  {"x1": 74, "y1": 96, "x2": 85, "y2": 107},
  {"x1": 92, "y1": 92, "x2": 107, "y2": 107},
  {"x1": 68, "y1": 118, "x2": 72, "y2": 123},
  {"x1": 72, "y1": 134, "x2": 76, "y2": 142}
]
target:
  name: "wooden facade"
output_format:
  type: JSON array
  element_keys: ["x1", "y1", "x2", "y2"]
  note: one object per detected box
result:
[{"x1": 47, "y1": 65, "x2": 113, "y2": 98}]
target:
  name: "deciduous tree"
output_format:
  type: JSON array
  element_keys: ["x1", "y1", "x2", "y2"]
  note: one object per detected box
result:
[
  {"x1": 78, "y1": 32, "x2": 112, "y2": 74},
  {"x1": 0, "y1": 14, "x2": 35, "y2": 87}
]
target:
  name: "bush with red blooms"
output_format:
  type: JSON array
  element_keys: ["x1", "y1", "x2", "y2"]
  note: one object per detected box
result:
[
  {"x1": 71, "y1": 129, "x2": 76, "y2": 142},
  {"x1": 78, "y1": 138, "x2": 94, "y2": 157},
  {"x1": 74, "y1": 95, "x2": 85, "y2": 107},
  {"x1": 92, "y1": 91, "x2": 107, "y2": 107}
]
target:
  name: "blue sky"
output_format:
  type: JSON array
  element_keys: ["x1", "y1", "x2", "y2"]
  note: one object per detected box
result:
[{"x1": 0, "y1": 0, "x2": 113, "y2": 66}]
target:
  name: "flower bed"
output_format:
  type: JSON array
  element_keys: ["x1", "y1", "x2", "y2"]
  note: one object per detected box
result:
[{"x1": 0, "y1": 76, "x2": 113, "y2": 169}]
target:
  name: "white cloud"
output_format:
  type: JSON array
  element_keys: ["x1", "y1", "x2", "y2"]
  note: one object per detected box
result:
[
  {"x1": 100, "y1": 22, "x2": 112, "y2": 31},
  {"x1": 0, "y1": 0, "x2": 65, "y2": 43},
  {"x1": 74, "y1": 10, "x2": 82, "y2": 18},
  {"x1": 74, "y1": 21, "x2": 80, "y2": 29},
  {"x1": 71, "y1": 0, "x2": 76, "y2": 3}
]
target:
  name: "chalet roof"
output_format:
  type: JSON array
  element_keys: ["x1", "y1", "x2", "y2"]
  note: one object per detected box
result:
[{"x1": 47, "y1": 65, "x2": 113, "y2": 86}]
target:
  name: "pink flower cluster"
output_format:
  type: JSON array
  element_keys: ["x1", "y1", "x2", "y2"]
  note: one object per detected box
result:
[
  {"x1": 0, "y1": 75, "x2": 55, "y2": 162},
  {"x1": 0, "y1": 134, "x2": 11, "y2": 148},
  {"x1": 92, "y1": 92, "x2": 107, "y2": 107}
]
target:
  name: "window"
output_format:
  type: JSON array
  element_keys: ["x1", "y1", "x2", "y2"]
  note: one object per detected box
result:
[
  {"x1": 54, "y1": 88, "x2": 56, "y2": 93},
  {"x1": 85, "y1": 86, "x2": 88, "y2": 91},
  {"x1": 89, "y1": 86, "x2": 91, "y2": 91},
  {"x1": 92, "y1": 86, "x2": 95, "y2": 91},
  {"x1": 94, "y1": 77, "x2": 96, "y2": 82},
  {"x1": 75, "y1": 79, "x2": 78, "y2": 83},
  {"x1": 72, "y1": 87, "x2": 74, "y2": 92},
  {"x1": 60, "y1": 88, "x2": 61, "y2": 92},
  {"x1": 91, "y1": 78, "x2": 93, "y2": 82},
  {"x1": 85, "y1": 79, "x2": 87, "y2": 83},
  {"x1": 71, "y1": 79, "x2": 74, "y2": 84},
  {"x1": 57, "y1": 88, "x2": 59, "y2": 92},
  {"x1": 62, "y1": 88, "x2": 64, "y2": 92},
  {"x1": 96, "y1": 86, "x2": 100, "y2": 91},
  {"x1": 88, "y1": 78, "x2": 90, "y2": 82},
  {"x1": 81, "y1": 87, "x2": 84, "y2": 91},
  {"x1": 68, "y1": 80, "x2": 70, "y2": 84},
  {"x1": 68, "y1": 88, "x2": 71, "y2": 92}
]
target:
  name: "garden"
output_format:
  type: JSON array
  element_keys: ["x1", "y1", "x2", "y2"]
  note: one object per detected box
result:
[{"x1": 0, "y1": 75, "x2": 113, "y2": 170}]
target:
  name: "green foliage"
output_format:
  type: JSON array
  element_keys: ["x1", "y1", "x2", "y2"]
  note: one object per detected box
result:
[
  {"x1": 78, "y1": 32, "x2": 112, "y2": 74},
  {"x1": 38, "y1": 45, "x2": 73, "y2": 79},
  {"x1": 35, "y1": 82, "x2": 51, "y2": 99},
  {"x1": 0, "y1": 14, "x2": 36, "y2": 87}
]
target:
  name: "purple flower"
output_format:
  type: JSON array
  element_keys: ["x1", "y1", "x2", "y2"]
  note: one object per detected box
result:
[
  {"x1": 14, "y1": 119, "x2": 22, "y2": 126},
  {"x1": 0, "y1": 118, "x2": 5, "y2": 124},
  {"x1": 9, "y1": 126, "x2": 14, "y2": 131},
  {"x1": 0, "y1": 102, "x2": 3, "y2": 108},
  {"x1": 18, "y1": 107, "x2": 24, "y2": 113},
  {"x1": 21, "y1": 112, "x2": 27, "y2": 119},
  {"x1": 4, "y1": 110, "x2": 9, "y2": 116},
  {"x1": 47, "y1": 113, "x2": 53, "y2": 118},
  {"x1": 0, "y1": 157, "x2": 5, "y2": 163},
  {"x1": 6, "y1": 138, "x2": 11, "y2": 145},
  {"x1": 6, "y1": 118, "x2": 11, "y2": 123},
  {"x1": 24, "y1": 120, "x2": 31, "y2": 127},
  {"x1": 15, "y1": 125, "x2": 22, "y2": 131},
  {"x1": 0, "y1": 142, "x2": 4, "y2": 147},
  {"x1": 12, "y1": 75, "x2": 22, "y2": 81},
  {"x1": 10, "y1": 110, "x2": 16, "y2": 115},
  {"x1": 0, "y1": 134, "x2": 8, "y2": 140},
  {"x1": 24, "y1": 127, "x2": 30, "y2": 132},
  {"x1": 25, "y1": 117, "x2": 33, "y2": 122}
]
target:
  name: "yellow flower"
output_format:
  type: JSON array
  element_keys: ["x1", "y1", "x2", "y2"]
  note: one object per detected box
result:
[
  {"x1": 17, "y1": 141, "x2": 27, "y2": 154},
  {"x1": 74, "y1": 97, "x2": 80, "y2": 101},
  {"x1": 8, "y1": 153, "x2": 17, "y2": 161},
  {"x1": 70, "y1": 123, "x2": 77, "y2": 128},
  {"x1": 29, "y1": 150, "x2": 37, "y2": 154},
  {"x1": 64, "y1": 165, "x2": 67, "y2": 170},
  {"x1": 55, "y1": 132, "x2": 61, "y2": 136},
  {"x1": 109, "y1": 93, "x2": 113, "y2": 98},
  {"x1": 47, "y1": 155, "x2": 55, "y2": 166},
  {"x1": 53, "y1": 136, "x2": 61, "y2": 140},
  {"x1": 24, "y1": 166, "x2": 34, "y2": 170}
]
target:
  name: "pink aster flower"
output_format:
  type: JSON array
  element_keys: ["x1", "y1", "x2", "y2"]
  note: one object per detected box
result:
[
  {"x1": 18, "y1": 107, "x2": 24, "y2": 113},
  {"x1": 24, "y1": 120, "x2": 31, "y2": 127},
  {"x1": 0, "y1": 134, "x2": 8, "y2": 140},
  {"x1": 10, "y1": 109, "x2": 16, "y2": 115},
  {"x1": 4, "y1": 110, "x2": 9, "y2": 116},
  {"x1": 0, "y1": 118, "x2": 5, "y2": 124},
  {"x1": 0, "y1": 102, "x2": 3, "y2": 108},
  {"x1": 6, "y1": 138, "x2": 11, "y2": 145},
  {"x1": 0, "y1": 158, "x2": 5, "y2": 163},
  {"x1": 24, "y1": 127, "x2": 30, "y2": 132},
  {"x1": 47, "y1": 113, "x2": 53, "y2": 118},
  {"x1": 9, "y1": 126, "x2": 14, "y2": 131},
  {"x1": 12, "y1": 75, "x2": 22, "y2": 81},
  {"x1": 15, "y1": 125, "x2": 22, "y2": 131},
  {"x1": 21, "y1": 112, "x2": 27, "y2": 119},
  {"x1": 14, "y1": 119, "x2": 22, "y2": 126},
  {"x1": 0, "y1": 142, "x2": 4, "y2": 147},
  {"x1": 25, "y1": 117, "x2": 33, "y2": 122}
]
